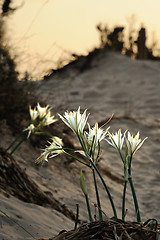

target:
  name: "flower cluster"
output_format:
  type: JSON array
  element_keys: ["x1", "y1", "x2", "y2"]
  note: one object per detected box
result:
[
  {"x1": 59, "y1": 107, "x2": 110, "y2": 161},
  {"x1": 36, "y1": 137, "x2": 64, "y2": 165},
  {"x1": 37, "y1": 107, "x2": 147, "y2": 167},
  {"x1": 106, "y1": 129, "x2": 147, "y2": 178},
  {"x1": 107, "y1": 129, "x2": 147, "y2": 157},
  {"x1": 36, "y1": 106, "x2": 148, "y2": 223},
  {"x1": 37, "y1": 107, "x2": 110, "y2": 164},
  {"x1": 24, "y1": 103, "x2": 57, "y2": 138}
]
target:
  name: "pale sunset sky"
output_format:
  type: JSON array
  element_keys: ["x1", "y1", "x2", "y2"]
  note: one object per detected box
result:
[{"x1": 6, "y1": 0, "x2": 160, "y2": 78}]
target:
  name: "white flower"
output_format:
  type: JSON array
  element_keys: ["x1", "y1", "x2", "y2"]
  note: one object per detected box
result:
[
  {"x1": 51, "y1": 136, "x2": 63, "y2": 146},
  {"x1": 29, "y1": 103, "x2": 57, "y2": 127},
  {"x1": 106, "y1": 129, "x2": 126, "y2": 151},
  {"x1": 42, "y1": 112, "x2": 57, "y2": 126},
  {"x1": 46, "y1": 138, "x2": 64, "y2": 157},
  {"x1": 23, "y1": 123, "x2": 35, "y2": 138},
  {"x1": 58, "y1": 106, "x2": 89, "y2": 135},
  {"x1": 125, "y1": 131, "x2": 147, "y2": 156},
  {"x1": 37, "y1": 103, "x2": 49, "y2": 119},
  {"x1": 85, "y1": 122, "x2": 110, "y2": 153},
  {"x1": 36, "y1": 137, "x2": 64, "y2": 164},
  {"x1": 29, "y1": 106, "x2": 39, "y2": 121},
  {"x1": 35, "y1": 151, "x2": 50, "y2": 164}
]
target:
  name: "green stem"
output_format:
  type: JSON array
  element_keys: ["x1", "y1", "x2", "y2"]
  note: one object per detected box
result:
[
  {"x1": 128, "y1": 175, "x2": 141, "y2": 222},
  {"x1": 77, "y1": 133, "x2": 87, "y2": 153},
  {"x1": 35, "y1": 131, "x2": 52, "y2": 137},
  {"x1": 94, "y1": 163, "x2": 117, "y2": 218},
  {"x1": 119, "y1": 150, "x2": 124, "y2": 163},
  {"x1": 122, "y1": 180, "x2": 127, "y2": 220},
  {"x1": 80, "y1": 134, "x2": 88, "y2": 153},
  {"x1": 86, "y1": 154, "x2": 117, "y2": 218},
  {"x1": 64, "y1": 152, "x2": 90, "y2": 167},
  {"x1": 9, "y1": 134, "x2": 26, "y2": 155},
  {"x1": 92, "y1": 167, "x2": 103, "y2": 221},
  {"x1": 7, "y1": 132, "x2": 23, "y2": 151},
  {"x1": 89, "y1": 136, "x2": 95, "y2": 158},
  {"x1": 85, "y1": 194, "x2": 93, "y2": 222},
  {"x1": 92, "y1": 138, "x2": 96, "y2": 160}
]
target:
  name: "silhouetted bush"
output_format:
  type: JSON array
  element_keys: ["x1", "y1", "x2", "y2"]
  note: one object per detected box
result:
[
  {"x1": 97, "y1": 22, "x2": 160, "y2": 60},
  {"x1": 97, "y1": 24, "x2": 124, "y2": 51},
  {"x1": 0, "y1": 17, "x2": 29, "y2": 128}
]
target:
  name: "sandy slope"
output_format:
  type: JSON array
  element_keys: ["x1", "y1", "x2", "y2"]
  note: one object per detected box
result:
[{"x1": 0, "y1": 50, "x2": 160, "y2": 239}]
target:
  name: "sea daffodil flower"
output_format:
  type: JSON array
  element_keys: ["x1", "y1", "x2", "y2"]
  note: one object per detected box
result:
[
  {"x1": 35, "y1": 151, "x2": 50, "y2": 164},
  {"x1": 29, "y1": 106, "x2": 39, "y2": 121},
  {"x1": 125, "y1": 131, "x2": 147, "y2": 157},
  {"x1": 36, "y1": 137, "x2": 64, "y2": 164},
  {"x1": 29, "y1": 103, "x2": 57, "y2": 128},
  {"x1": 42, "y1": 112, "x2": 57, "y2": 126},
  {"x1": 37, "y1": 103, "x2": 49, "y2": 119},
  {"x1": 86, "y1": 123, "x2": 109, "y2": 148},
  {"x1": 58, "y1": 107, "x2": 89, "y2": 135},
  {"x1": 85, "y1": 123, "x2": 110, "y2": 158},
  {"x1": 125, "y1": 131, "x2": 147, "y2": 222},
  {"x1": 23, "y1": 123, "x2": 35, "y2": 138},
  {"x1": 106, "y1": 129, "x2": 126, "y2": 151}
]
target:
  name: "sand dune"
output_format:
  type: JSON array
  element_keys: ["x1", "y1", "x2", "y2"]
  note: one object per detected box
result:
[{"x1": 0, "y1": 50, "x2": 160, "y2": 239}]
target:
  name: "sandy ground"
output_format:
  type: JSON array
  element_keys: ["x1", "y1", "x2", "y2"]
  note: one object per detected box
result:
[{"x1": 0, "y1": 50, "x2": 160, "y2": 239}]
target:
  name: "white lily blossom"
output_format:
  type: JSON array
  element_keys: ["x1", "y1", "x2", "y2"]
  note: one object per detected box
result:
[
  {"x1": 58, "y1": 106, "x2": 89, "y2": 134},
  {"x1": 23, "y1": 123, "x2": 35, "y2": 138},
  {"x1": 106, "y1": 129, "x2": 126, "y2": 151},
  {"x1": 29, "y1": 103, "x2": 57, "y2": 127},
  {"x1": 51, "y1": 136, "x2": 63, "y2": 146},
  {"x1": 47, "y1": 138, "x2": 64, "y2": 158},
  {"x1": 125, "y1": 131, "x2": 147, "y2": 156},
  {"x1": 37, "y1": 103, "x2": 49, "y2": 119},
  {"x1": 29, "y1": 106, "x2": 39, "y2": 121},
  {"x1": 42, "y1": 112, "x2": 57, "y2": 126},
  {"x1": 36, "y1": 137, "x2": 64, "y2": 164},
  {"x1": 24, "y1": 103, "x2": 57, "y2": 139},
  {"x1": 85, "y1": 122, "x2": 110, "y2": 151},
  {"x1": 35, "y1": 151, "x2": 50, "y2": 164}
]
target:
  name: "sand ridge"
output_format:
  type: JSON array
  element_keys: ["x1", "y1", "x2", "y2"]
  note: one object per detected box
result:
[{"x1": 0, "y1": 50, "x2": 160, "y2": 239}]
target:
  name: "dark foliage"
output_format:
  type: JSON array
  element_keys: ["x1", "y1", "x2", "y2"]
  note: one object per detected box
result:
[
  {"x1": 97, "y1": 23, "x2": 160, "y2": 60},
  {"x1": 0, "y1": 18, "x2": 33, "y2": 129},
  {"x1": 1, "y1": 0, "x2": 17, "y2": 16},
  {"x1": 97, "y1": 24, "x2": 124, "y2": 51}
]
